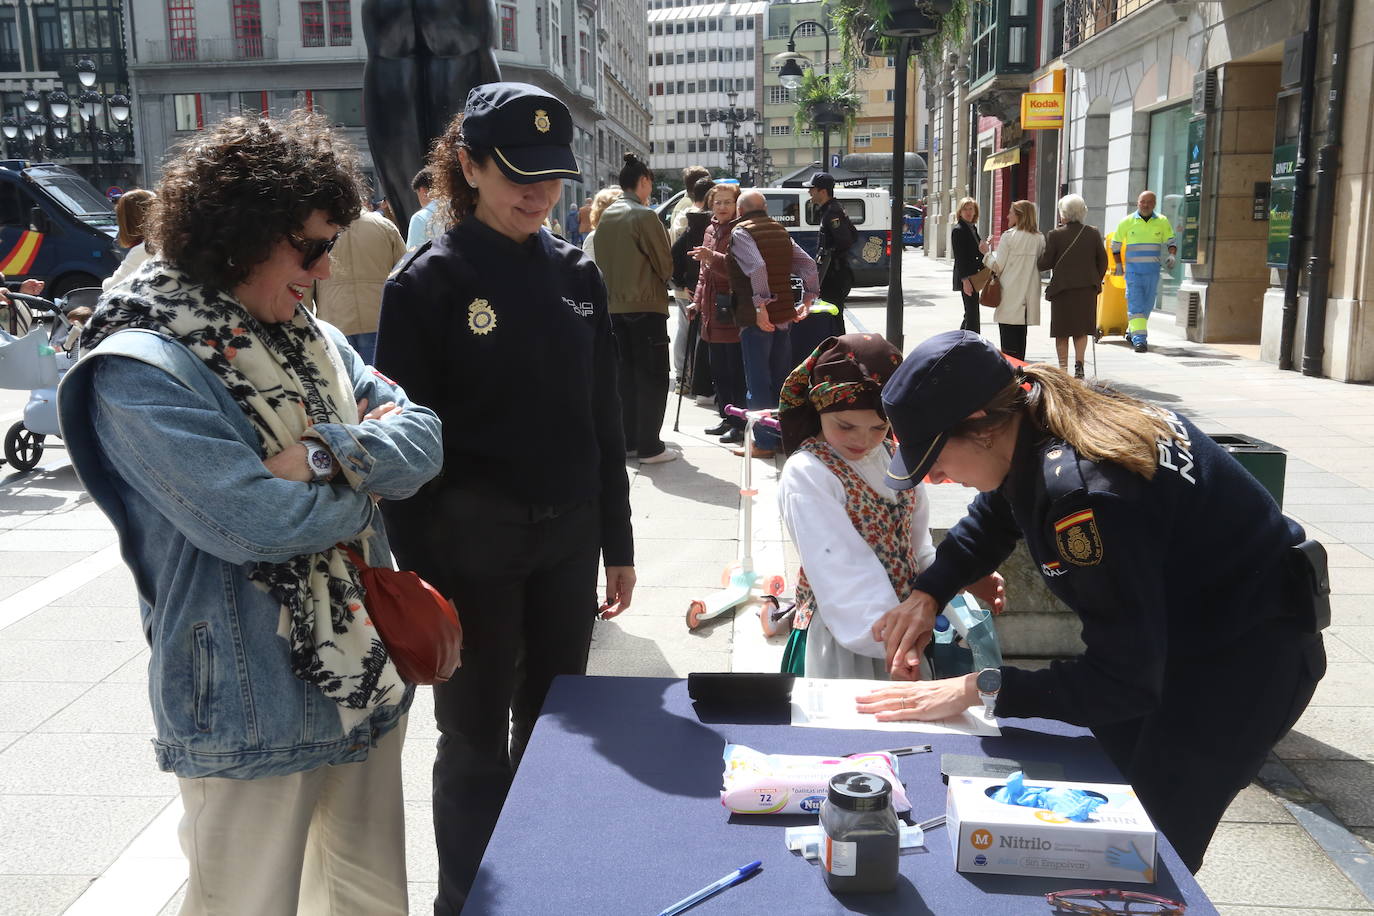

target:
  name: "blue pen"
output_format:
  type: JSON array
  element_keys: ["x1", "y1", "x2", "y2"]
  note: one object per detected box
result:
[{"x1": 656, "y1": 860, "x2": 762, "y2": 916}]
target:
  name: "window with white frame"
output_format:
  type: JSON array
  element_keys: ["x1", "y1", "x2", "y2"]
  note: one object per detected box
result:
[{"x1": 769, "y1": 124, "x2": 790, "y2": 136}]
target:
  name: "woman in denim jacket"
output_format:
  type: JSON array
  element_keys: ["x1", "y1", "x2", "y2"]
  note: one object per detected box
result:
[{"x1": 57, "y1": 112, "x2": 443, "y2": 915}]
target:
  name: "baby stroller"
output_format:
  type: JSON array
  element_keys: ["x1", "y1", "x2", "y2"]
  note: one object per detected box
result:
[{"x1": 0, "y1": 287, "x2": 99, "y2": 472}]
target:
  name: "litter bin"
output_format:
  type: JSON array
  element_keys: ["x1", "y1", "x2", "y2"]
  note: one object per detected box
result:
[{"x1": 1212, "y1": 433, "x2": 1287, "y2": 508}]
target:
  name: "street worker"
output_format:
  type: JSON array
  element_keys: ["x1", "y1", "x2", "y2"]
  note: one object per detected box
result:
[
  {"x1": 58, "y1": 110, "x2": 444, "y2": 913},
  {"x1": 776, "y1": 332, "x2": 1003, "y2": 678},
  {"x1": 857, "y1": 330, "x2": 1327, "y2": 874},
  {"x1": 1111, "y1": 190, "x2": 1176, "y2": 352},
  {"x1": 373, "y1": 82, "x2": 635, "y2": 916}
]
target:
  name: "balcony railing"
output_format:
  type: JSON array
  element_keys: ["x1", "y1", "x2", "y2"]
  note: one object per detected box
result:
[
  {"x1": 1064, "y1": 0, "x2": 1157, "y2": 51},
  {"x1": 141, "y1": 37, "x2": 278, "y2": 64}
]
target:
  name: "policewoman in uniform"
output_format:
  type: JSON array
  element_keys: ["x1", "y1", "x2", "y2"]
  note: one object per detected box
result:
[
  {"x1": 855, "y1": 330, "x2": 1327, "y2": 873},
  {"x1": 373, "y1": 83, "x2": 635, "y2": 914}
]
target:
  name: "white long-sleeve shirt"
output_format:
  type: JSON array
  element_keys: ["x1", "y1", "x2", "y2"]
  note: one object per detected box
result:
[{"x1": 780, "y1": 444, "x2": 935, "y2": 678}]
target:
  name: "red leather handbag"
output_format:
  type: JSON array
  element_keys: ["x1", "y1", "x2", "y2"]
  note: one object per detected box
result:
[{"x1": 340, "y1": 544, "x2": 462, "y2": 685}]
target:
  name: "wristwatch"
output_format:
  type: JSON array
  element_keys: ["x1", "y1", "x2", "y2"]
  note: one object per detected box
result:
[
  {"x1": 975, "y1": 667, "x2": 1002, "y2": 720},
  {"x1": 303, "y1": 441, "x2": 337, "y2": 482}
]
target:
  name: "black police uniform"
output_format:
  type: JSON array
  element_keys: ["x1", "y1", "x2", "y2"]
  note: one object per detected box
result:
[
  {"x1": 376, "y1": 218, "x2": 632, "y2": 911},
  {"x1": 912, "y1": 410, "x2": 1325, "y2": 873},
  {"x1": 816, "y1": 196, "x2": 856, "y2": 311},
  {"x1": 372, "y1": 81, "x2": 633, "y2": 916}
]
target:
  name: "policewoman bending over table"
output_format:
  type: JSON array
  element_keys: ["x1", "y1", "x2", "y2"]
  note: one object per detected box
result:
[
  {"x1": 374, "y1": 84, "x2": 634, "y2": 915},
  {"x1": 857, "y1": 330, "x2": 1327, "y2": 874}
]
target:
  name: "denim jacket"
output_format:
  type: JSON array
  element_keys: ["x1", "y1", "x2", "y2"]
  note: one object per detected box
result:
[{"x1": 57, "y1": 324, "x2": 443, "y2": 779}]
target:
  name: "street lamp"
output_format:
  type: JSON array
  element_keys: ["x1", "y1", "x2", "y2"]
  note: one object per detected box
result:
[
  {"x1": 773, "y1": 20, "x2": 835, "y2": 172},
  {"x1": 69, "y1": 56, "x2": 134, "y2": 191},
  {"x1": 703, "y1": 90, "x2": 754, "y2": 178}
]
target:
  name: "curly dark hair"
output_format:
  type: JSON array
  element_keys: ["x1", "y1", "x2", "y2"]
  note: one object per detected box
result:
[
  {"x1": 428, "y1": 112, "x2": 487, "y2": 228},
  {"x1": 149, "y1": 110, "x2": 364, "y2": 291}
]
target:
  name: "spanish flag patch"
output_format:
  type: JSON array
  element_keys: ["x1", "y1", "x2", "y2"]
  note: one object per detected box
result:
[{"x1": 1053, "y1": 509, "x2": 1103, "y2": 567}]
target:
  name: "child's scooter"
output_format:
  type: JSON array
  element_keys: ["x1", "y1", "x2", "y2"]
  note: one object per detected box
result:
[{"x1": 686, "y1": 405, "x2": 787, "y2": 629}]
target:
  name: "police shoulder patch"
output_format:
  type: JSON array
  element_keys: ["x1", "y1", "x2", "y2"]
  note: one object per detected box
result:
[
  {"x1": 1053, "y1": 508, "x2": 1103, "y2": 566},
  {"x1": 389, "y1": 241, "x2": 433, "y2": 280}
]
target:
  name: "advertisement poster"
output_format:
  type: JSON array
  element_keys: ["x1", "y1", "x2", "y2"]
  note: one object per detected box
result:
[
  {"x1": 1181, "y1": 117, "x2": 1206, "y2": 263},
  {"x1": 1267, "y1": 144, "x2": 1298, "y2": 267}
]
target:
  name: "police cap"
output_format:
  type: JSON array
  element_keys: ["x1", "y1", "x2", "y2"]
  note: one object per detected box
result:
[
  {"x1": 462, "y1": 82, "x2": 580, "y2": 184},
  {"x1": 882, "y1": 330, "x2": 1015, "y2": 490},
  {"x1": 808, "y1": 172, "x2": 836, "y2": 191}
]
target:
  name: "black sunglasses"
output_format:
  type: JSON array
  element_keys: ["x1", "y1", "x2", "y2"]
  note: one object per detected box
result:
[{"x1": 287, "y1": 231, "x2": 341, "y2": 270}]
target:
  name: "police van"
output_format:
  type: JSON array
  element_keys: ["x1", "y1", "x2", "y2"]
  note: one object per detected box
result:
[
  {"x1": 0, "y1": 161, "x2": 120, "y2": 295},
  {"x1": 657, "y1": 185, "x2": 892, "y2": 287}
]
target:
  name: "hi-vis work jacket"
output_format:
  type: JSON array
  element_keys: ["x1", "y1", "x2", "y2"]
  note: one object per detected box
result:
[{"x1": 1110, "y1": 212, "x2": 1176, "y2": 267}]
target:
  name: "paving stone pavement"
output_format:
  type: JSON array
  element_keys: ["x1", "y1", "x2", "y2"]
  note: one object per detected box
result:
[{"x1": 2, "y1": 251, "x2": 1373, "y2": 913}]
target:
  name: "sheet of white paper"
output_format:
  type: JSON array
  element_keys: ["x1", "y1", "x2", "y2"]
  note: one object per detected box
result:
[{"x1": 790, "y1": 677, "x2": 1001, "y2": 737}]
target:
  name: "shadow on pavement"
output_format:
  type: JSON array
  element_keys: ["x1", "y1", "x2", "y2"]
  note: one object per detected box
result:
[{"x1": 634, "y1": 452, "x2": 747, "y2": 513}]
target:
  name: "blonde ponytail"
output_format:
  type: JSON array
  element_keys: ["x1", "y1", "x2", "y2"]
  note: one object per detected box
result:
[{"x1": 951, "y1": 364, "x2": 1180, "y2": 480}]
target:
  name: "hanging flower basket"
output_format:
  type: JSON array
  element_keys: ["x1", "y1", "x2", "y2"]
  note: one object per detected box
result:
[
  {"x1": 812, "y1": 102, "x2": 847, "y2": 127},
  {"x1": 881, "y1": 0, "x2": 947, "y2": 38}
]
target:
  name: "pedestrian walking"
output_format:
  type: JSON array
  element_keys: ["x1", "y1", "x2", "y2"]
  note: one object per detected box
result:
[
  {"x1": 950, "y1": 197, "x2": 985, "y2": 334},
  {"x1": 314, "y1": 206, "x2": 408, "y2": 364},
  {"x1": 373, "y1": 83, "x2": 636, "y2": 915},
  {"x1": 689, "y1": 183, "x2": 746, "y2": 444},
  {"x1": 594, "y1": 152, "x2": 678, "y2": 464},
  {"x1": 566, "y1": 201, "x2": 582, "y2": 246},
  {"x1": 1112, "y1": 190, "x2": 1176, "y2": 352},
  {"x1": 726, "y1": 189, "x2": 819, "y2": 458},
  {"x1": 58, "y1": 110, "x2": 444, "y2": 915},
  {"x1": 982, "y1": 200, "x2": 1044, "y2": 361},
  {"x1": 863, "y1": 330, "x2": 1327, "y2": 875},
  {"x1": 1040, "y1": 194, "x2": 1107, "y2": 379}
]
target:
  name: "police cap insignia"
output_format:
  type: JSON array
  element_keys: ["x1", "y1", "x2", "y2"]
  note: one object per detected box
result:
[
  {"x1": 1053, "y1": 509, "x2": 1103, "y2": 566},
  {"x1": 534, "y1": 109, "x2": 551, "y2": 133}
]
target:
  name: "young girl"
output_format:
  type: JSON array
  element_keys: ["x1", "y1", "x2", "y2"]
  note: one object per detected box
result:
[{"x1": 777, "y1": 334, "x2": 1003, "y2": 679}]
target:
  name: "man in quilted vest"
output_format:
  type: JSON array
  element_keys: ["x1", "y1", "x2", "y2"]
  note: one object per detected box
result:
[{"x1": 726, "y1": 190, "x2": 818, "y2": 457}]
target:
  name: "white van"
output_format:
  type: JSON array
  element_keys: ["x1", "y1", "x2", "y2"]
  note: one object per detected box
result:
[{"x1": 656, "y1": 185, "x2": 892, "y2": 287}]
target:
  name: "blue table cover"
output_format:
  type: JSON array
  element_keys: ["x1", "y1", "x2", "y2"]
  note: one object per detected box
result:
[{"x1": 466, "y1": 675, "x2": 1218, "y2": 915}]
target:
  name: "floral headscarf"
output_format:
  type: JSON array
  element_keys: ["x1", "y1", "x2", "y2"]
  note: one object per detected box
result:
[{"x1": 778, "y1": 333, "x2": 905, "y2": 455}]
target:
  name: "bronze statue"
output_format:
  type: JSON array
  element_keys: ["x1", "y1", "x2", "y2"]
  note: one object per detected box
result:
[{"x1": 363, "y1": 0, "x2": 500, "y2": 227}]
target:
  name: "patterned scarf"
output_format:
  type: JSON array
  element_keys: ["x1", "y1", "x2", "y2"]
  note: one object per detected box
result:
[
  {"x1": 83, "y1": 259, "x2": 403, "y2": 717},
  {"x1": 778, "y1": 333, "x2": 905, "y2": 455}
]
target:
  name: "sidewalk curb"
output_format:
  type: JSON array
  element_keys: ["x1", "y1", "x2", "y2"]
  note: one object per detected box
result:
[{"x1": 1259, "y1": 755, "x2": 1374, "y2": 906}]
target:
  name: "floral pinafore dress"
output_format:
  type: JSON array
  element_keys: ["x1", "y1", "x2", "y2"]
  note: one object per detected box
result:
[{"x1": 781, "y1": 438, "x2": 919, "y2": 676}]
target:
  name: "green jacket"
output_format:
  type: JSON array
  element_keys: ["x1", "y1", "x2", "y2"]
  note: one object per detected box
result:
[{"x1": 592, "y1": 198, "x2": 673, "y2": 315}]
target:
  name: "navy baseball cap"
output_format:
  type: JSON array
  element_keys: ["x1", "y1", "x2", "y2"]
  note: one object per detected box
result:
[
  {"x1": 882, "y1": 331, "x2": 1015, "y2": 490},
  {"x1": 462, "y1": 82, "x2": 580, "y2": 184},
  {"x1": 808, "y1": 172, "x2": 836, "y2": 191}
]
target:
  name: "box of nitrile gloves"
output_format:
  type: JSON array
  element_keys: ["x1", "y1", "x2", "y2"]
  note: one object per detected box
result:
[{"x1": 947, "y1": 776, "x2": 1158, "y2": 883}]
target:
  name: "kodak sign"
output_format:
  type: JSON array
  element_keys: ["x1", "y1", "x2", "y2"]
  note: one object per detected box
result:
[{"x1": 1020, "y1": 92, "x2": 1064, "y2": 130}]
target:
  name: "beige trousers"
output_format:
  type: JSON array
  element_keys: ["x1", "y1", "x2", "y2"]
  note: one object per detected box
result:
[{"x1": 176, "y1": 716, "x2": 408, "y2": 916}]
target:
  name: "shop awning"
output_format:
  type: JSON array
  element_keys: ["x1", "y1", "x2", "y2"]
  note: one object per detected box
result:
[{"x1": 983, "y1": 148, "x2": 1021, "y2": 172}]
